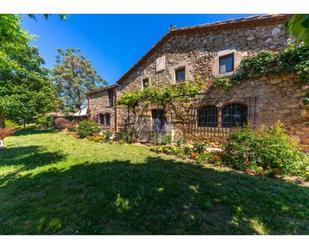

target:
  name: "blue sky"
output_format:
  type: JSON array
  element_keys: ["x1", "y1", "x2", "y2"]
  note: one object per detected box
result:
[{"x1": 22, "y1": 14, "x2": 254, "y2": 85}]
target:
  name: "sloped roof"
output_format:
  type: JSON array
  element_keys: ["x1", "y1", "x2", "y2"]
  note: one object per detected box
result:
[
  {"x1": 73, "y1": 107, "x2": 88, "y2": 117},
  {"x1": 116, "y1": 14, "x2": 290, "y2": 85},
  {"x1": 87, "y1": 84, "x2": 117, "y2": 95}
]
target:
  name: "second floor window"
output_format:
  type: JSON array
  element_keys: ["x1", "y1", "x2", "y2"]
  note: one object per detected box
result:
[
  {"x1": 142, "y1": 78, "x2": 149, "y2": 89},
  {"x1": 108, "y1": 90, "x2": 114, "y2": 107},
  {"x1": 219, "y1": 53, "x2": 234, "y2": 74},
  {"x1": 175, "y1": 68, "x2": 185, "y2": 83}
]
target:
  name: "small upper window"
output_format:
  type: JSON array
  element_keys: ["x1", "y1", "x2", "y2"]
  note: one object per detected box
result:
[
  {"x1": 142, "y1": 78, "x2": 149, "y2": 89},
  {"x1": 108, "y1": 89, "x2": 114, "y2": 107},
  {"x1": 175, "y1": 68, "x2": 186, "y2": 83},
  {"x1": 219, "y1": 53, "x2": 234, "y2": 74}
]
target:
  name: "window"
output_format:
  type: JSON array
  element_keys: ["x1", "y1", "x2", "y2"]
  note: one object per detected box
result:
[
  {"x1": 198, "y1": 106, "x2": 218, "y2": 127},
  {"x1": 98, "y1": 113, "x2": 111, "y2": 126},
  {"x1": 222, "y1": 103, "x2": 247, "y2": 128},
  {"x1": 142, "y1": 78, "x2": 149, "y2": 89},
  {"x1": 152, "y1": 109, "x2": 166, "y2": 132},
  {"x1": 175, "y1": 68, "x2": 186, "y2": 83},
  {"x1": 99, "y1": 113, "x2": 105, "y2": 125},
  {"x1": 108, "y1": 90, "x2": 114, "y2": 107},
  {"x1": 105, "y1": 113, "x2": 111, "y2": 126},
  {"x1": 219, "y1": 53, "x2": 234, "y2": 74}
]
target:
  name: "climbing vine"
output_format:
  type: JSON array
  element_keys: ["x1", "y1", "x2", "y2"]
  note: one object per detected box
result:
[
  {"x1": 118, "y1": 80, "x2": 203, "y2": 109},
  {"x1": 213, "y1": 44, "x2": 309, "y2": 91}
]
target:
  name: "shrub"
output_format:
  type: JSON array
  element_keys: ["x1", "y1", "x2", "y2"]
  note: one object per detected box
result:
[
  {"x1": 0, "y1": 128, "x2": 15, "y2": 139},
  {"x1": 195, "y1": 153, "x2": 212, "y2": 164},
  {"x1": 152, "y1": 132, "x2": 172, "y2": 145},
  {"x1": 222, "y1": 124, "x2": 309, "y2": 176},
  {"x1": 150, "y1": 145, "x2": 192, "y2": 158},
  {"x1": 86, "y1": 135, "x2": 104, "y2": 143},
  {"x1": 192, "y1": 140, "x2": 208, "y2": 154},
  {"x1": 54, "y1": 118, "x2": 73, "y2": 130},
  {"x1": 77, "y1": 120, "x2": 100, "y2": 138},
  {"x1": 104, "y1": 130, "x2": 113, "y2": 141},
  {"x1": 176, "y1": 138, "x2": 188, "y2": 146},
  {"x1": 115, "y1": 128, "x2": 136, "y2": 143},
  {"x1": 5, "y1": 119, "x2": 20, "y2": 129},
  {"x1": 36, "y1": 115, "x2": 53, "y2": 129}
]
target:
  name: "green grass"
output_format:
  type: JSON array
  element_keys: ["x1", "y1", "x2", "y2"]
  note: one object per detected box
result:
[{"x1": 0, "y1": 130, "x2": 308, "y2": 234}]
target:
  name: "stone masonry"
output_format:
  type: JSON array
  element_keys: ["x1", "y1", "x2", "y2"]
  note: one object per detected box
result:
[{"x1": 88, "y1": 15, "x2": 309, "y2": 150}]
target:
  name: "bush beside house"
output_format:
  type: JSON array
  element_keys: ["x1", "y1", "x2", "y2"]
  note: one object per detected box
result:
[
  {"x1": 77, "y1": 120, "x2": 100, "y2": 138},
  {"x1": 222, "y1": 124, "x2": 309, "y2": 176}
]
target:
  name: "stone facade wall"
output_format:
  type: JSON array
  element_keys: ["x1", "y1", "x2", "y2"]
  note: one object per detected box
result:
[
  {"x1": 89, "y1": 18, "x2": 308, "y2": 149},
  {"x1": 172, "y1": 74, "x2": 308, "y2": 149},
  {"x1": 118, "y1": 23, "x2": 290, "y2": 94},
  {"x1": 89, "y1": 89, "x2": 116, "y2": 131}
]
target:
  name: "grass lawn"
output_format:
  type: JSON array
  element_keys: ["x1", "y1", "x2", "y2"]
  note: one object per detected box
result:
[{"x1": 0, "y1": 130, "x2": 308, "y2": 235}]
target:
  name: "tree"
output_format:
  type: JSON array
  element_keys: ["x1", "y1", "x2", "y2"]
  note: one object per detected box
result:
[
  {"x1": 286, "y1": 14, "x2": 309, "y2": 44},
  {"x1": 52, "y1": 48, "x2": 107, "y2": 112},
  {"x1": 0, "y1": 14, "x2": 57, "y2": 128},
  {"x1": 27, "y1": 14, "x2": 68, "y2": 21}
]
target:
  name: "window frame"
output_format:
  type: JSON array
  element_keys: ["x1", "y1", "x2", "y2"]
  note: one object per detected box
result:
[
  {"x1": 142, "y1": 77, "x2": 150, "y2": 89},
  {"x1": 98, "y1": 113, "x2": 111, "y2": 126},
  {"x1": 108, "y1": 89, "x2": 114, "y2": 107},
  {"x1": 219, "y1": 53, "x2": 234, "y2": 74},
  {"x1": 105, "y1": 113, "x2": 111, "y2": 126},
  {"x1": 197, "y1": 105, "x2": 218, "y2": 128},
  {"x1": 175, "y1": 67, "x2": 186, "y2": 83},
  {"x1": 99, "y1": 113, "x2": 105, "y2": 125},
  {"x1": 221, "y1": 103, "x2": 248, "y2": 128}
]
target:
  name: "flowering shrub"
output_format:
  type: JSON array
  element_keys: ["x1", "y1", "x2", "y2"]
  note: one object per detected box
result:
[{"x1": 222, "y1": 124, "x2": 309, "y2": 176}]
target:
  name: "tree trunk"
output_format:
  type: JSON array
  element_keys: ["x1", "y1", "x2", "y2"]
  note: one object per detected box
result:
[{"x1": 0, "y1": 112, "x2": 5, "y2": 128}]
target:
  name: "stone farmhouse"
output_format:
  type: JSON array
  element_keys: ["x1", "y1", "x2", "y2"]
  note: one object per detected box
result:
[{"x1": 87, "y1": 14, "x2": 309, "y2": 149}]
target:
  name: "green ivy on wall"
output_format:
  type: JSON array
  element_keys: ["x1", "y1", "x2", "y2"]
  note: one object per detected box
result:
[{"x1": 213, "y1": 44, "x2": 309, "y2": 91}]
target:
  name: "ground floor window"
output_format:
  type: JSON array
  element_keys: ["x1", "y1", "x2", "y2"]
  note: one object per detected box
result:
[
  {"x1": 152, "y1": 109, "x2": 166, "y2": 132},
  {"x1": 222, "y1": 103, "x2": 247, "y2": 128},
  {"x1": 198, "y1": 105, "x2": 218, "y2": 127},
  {"x1": 98, "y1": 113, "x2": 111, "y2": 126}
]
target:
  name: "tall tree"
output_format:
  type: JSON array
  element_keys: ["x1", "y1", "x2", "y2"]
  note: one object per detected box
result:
[
  {"x1": 52, "y1": 48, "x2": 106, "y2": 112},
  {"x1": 286, "y1": 14, "x2": 309, "y2": 44},
  {"x1": 0, "y1": 14, "x2": 57, "y2": 128}
]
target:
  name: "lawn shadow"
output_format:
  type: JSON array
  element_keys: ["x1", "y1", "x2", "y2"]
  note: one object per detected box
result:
[
  {"x1": 0, "y1": 156, "x2": 308, "y2": 235},
  {"x1": 13, "y1": 129, "x2": 57, "y2": 137},
  {"x1": 0, "y1": 145, "x2": 66, "y2": 187}
]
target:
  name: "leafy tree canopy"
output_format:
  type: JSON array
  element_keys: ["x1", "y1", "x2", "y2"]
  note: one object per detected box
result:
[
  {"x1": 0, "y1": 14, "x2": 57, "y2": 127},
  {"x1": 286, "y1": 14, "x2": 309, "y2": 44},
  {"x1": 52, "y1": 48, "x2": 107, "y2": 112}
]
